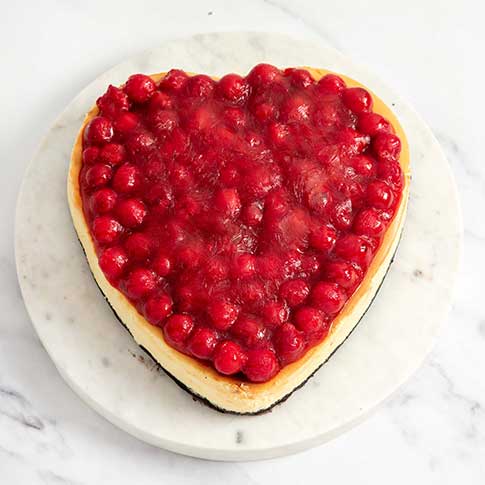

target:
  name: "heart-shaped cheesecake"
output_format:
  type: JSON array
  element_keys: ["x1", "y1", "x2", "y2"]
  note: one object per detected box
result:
[{"x1": 68, "y1": 65, "x2": 410, "y2": 414}]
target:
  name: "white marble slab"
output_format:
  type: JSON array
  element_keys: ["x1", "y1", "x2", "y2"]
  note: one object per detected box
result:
[{"x1": 14, "y1": 32, "x2": 462, "y2": 461}]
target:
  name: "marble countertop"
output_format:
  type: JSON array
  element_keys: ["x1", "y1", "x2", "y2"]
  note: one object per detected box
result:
[{"x1": 2, "y1": 1, "x2": 482, "y2": 483}]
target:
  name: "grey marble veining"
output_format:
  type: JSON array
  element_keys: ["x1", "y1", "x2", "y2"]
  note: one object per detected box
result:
[{"x1": 1, "y1": 0, "x2": 481, "y2": 483}]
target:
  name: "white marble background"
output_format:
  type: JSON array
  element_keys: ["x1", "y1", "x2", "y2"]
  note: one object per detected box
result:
[{"x1": 1, "y1": 1, "x2": 481, "y2": 483}]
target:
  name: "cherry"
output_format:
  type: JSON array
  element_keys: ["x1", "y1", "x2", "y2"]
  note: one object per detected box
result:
[
  {"x1": 116, "y1": 198, "x2": 147, "y2": 228},
  {"x1": 213, "y1": 341, "x2": 245, "y2": 375},
  {"x1": 373, "y1": 133, "x2": 401, "y2": 162},
  {"x1": 284, "y1": 68, "x2": 314, "y2": 88},
  {"x1": 377, "y1": 161, "x2": 403, "y2": 188},
  {"x1": 351, "y1": 154, "x2": 377, "y2": 177},
  {"x1": 342, "y1": 87, "x2": 373, "y2": 114},
  {"x1": 214, "y1": 188, "x2": 241, "y2": 218},
  {"x1": 331, "y1": 199, "x2": 353, "y2": 230},
  {"x1": 152, "y1": 254, "x2": 172, "y2": 277},
  {"x1": 207, "y1": 299, "x2": 240, "y2": 331},
  {"x1": 294, "y1": 307, "x2": 326, "y2": 336},
  {"x1": 148, "y1": 110, "x2": 178, "y2": 135},
  {"x1": 112, "y1": 163, "x2": 142, "y2": 194},
  {"x1": 311, "y1": 282, "x2": 347, "y2": 314},
  {"x1": 90, "y1": 188, "x2": 117, "y2": 214},
  {"x1": 185, "y1": 74, "x2": 215, "y2": 99},
  {"x1": 231, "y1": 315, "x2": 267, "y2": 348},
  {"x1": 317, "y1": 73, "x2": 346, "y2": 94},
  {"x1": 159, "y1": 69, "x2": 189, "y2": 93},
  {"x1": 124, "y1": 74, "x2": 156, "y2": 103},
  {"x1": 96, "y1": 85, "x2": 130, "y2": 117},
  {"x1": 366, "y1": 180, "x2": 394, "y2": 209},
  {"x1": 92, "y1": 216, "x2": 122, "y2": 244},
  {"x1": 126, "y1": 131, "x2": 156, "y2": 157},
  {"x1": 280, "y1": 95, "x2": 310, "y2": 122},
  {"x1": 164, "y1": 314, "x2": 194, "y2": 345},
  {"x1": 84, "y1": 164, "x2": 112, "y2": 189},
  {"x1": 324, "y1": 261, "x2": 363, "y2": 289},
  {"x1": 353, "y1": 208, "x2": 385, "y2": 237},
  {"x1": 148, "y1": 91, "x2": 173, "y2": 111},
  {"x1": 242, "y1": 203, "x2": 263, "y2": 226},
  {"x1": 243, "y1": 349, "x2": 279, "y2": 382},
  {"x1": 267, "y1": 122, "x2": 290, "y2": 147},
  {"x1": 144, "y1": 294, "x2": 173, "y2": 325},
  {"x1": 334, "y1": 234, "x2": 374, "y2": 268},
  {"x1": 274, "y1": 323, "x2": 305, "y2": 365},
  {"x1": 82, "y1": 146, "x2": 100, "y2": 165},
  {"x1": 217, "y1": 74, "x2": 250, "y2": 105},
  {"x1": 125, "y1": 232, "x2": 153, "y2": 261},
  {"x1": 188, "y1": 327, "x2": 218, "y2": 359},
  {"x1": 357, "y1": 112, "x2": 392, "y2": 136},
  {"x1": 99, "y1": 143, "x2": 125, "y2": 165},
  {"x1": 261, "y1": 301, "x2": 288, "y2": 328},
  {"x1": 84, "y1": 116, "x2": 113, "y2": 145},
  {"x1": 99, "y1": 246, "x2": 128, "y2": 280},
  {"x1": 224, "y1": 107, "x2": 246, "y2": 131},
  {"x1": 279, "y1": 279, "x2": 310, "y2": 307},
  {"x1": 204, "y1": 257, "x2": 229, "y2": 282},
  {"x1": 232, "y1": 253, "x2": 256, "y2": 278},
  {"x1": 125, "y1": 268, "x2": 157, "y2": 299},
  {"x1": 113, "y1": 112, "x2": 139, "y2": 135},
  {"x1": 247, "y1": 63, "x2": 280, "y2": 88},
  {"x1": 309, "y1": 225, "x2": 337, "y2": 253}
]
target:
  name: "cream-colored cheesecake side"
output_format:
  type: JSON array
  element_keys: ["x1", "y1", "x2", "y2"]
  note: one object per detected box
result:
[{"x1": 68, "y1": 69, "x2": 410, "y2": 414}]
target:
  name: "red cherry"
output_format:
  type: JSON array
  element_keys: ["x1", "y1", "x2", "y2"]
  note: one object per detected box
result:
[
  {"x1": 247, "y1": 64, "x2": 281, "y2": 88},
  {"x1": 294, "y1": 307, "x2": 326, "y2": 336},
  {"x1": 126, "y1": 131, "x2": 156, "y2": 158},
  {"x1": 92, "y1": 216, "x2": 122, "y2": 244},
  {"x1": 164, "y1": 314, "x2": 194, "y2": 345},
  {"x1": 99, "y1": 246, "x2": 128, "y2": 280},
  {"x1": 311, "y1": 282, "x2": 347, "y2": 314},
  {"x1": 232, "y1": 254, "x2": 256, "y2": 278},
  {"x1": 116, "y1": 198, "x2": 147, "y2": 228},
  {"x1": 353, "y1": 208, "x2": 385, "y2": 237},
  {"x1": 112, "y1": 163, "x2": 142, "y2": 194},
  {"x1": 188, "y1": 327, "x2": 218, "y2": 359},
  {"x1": 159, "y1": 69, "x2": 189, "y2": 92},
  {"x1": 373, "y1": 133, "x2": 401, "y2": 162},
  {"x1": 148, "y1": 91, "x2": 173, "y2": 111},
  {"x1": 144, "y1": 294, "x2": 173, "y2": 325},
  {"x1": 377, "y1": 161, "x2": 404, "y2": 188},
  {"x1": 261, "y1": 301, "x2": 288, "y2": 328},
  {"x1": 84, "y1": 164, "x2": 112, "y2": 189},
  {"x1": 309, "y1": 225, "x2": 337, "y2": 253},
  {"x1": 214, "y1": 188, "x2": 241, "y2": 218},
  {"x1": 213, "y1": 341, "x2": 245, "y2": 375},
  {"x1": 125, "y1": 268, "x2": 157, "y2": 299},
  {"x1": 124, "y1": 232, "x2": 153, "y2": 261},
  {"x1": 342, "y1": 87, "x2": 373, "y2": 114},
  {"x1": 224, "y1": 107, "x2": 246, "y2": 131},
  {"x1": 124, "y1": 74, "x2": 156, "y2": 103},
  {"x1": 357, "y1": 112, "x2": 392, "y2": 136},
  {"x1": 96, "y1": 85, "x2": 130, "y2": 117},
  {"x1": 185, "y1": 74, "x2": 215, "y2": 99},
  {"x1": 148, "y1": 109, "x2": 178, "y2": 135},
  {"x1": 242, "y1": 203, "x2": 263, "y2": 226},
  {"x1": 279, "y1": 279, "x2": 310, "y2": 307},
  {"x1": 273, "y1": 323, "x2": 305, "y2": 365},
  {"x1": 231, "y1": 315, "x2": 267, "y2": 349},
  {"x1": 113, "y1": 112, "x2": 139, "y2": 135},
  {"x1": 252, "y1": 102, "x2": 277, "y2": 123},
  {"x1": 99, "y1": 143, "x2": 125, "y2": 165},
  {"x1": 331, "y1": 199, "x2": 353, "y2": 230},
  {"x1": 334, "y1": 234, "x2": 374, "y2": 268},
  {"x1": 366, "y1": 180, "x2": 395, "y2": 209},
  {"x1": 207, "y1": 299, "x2": 240, "y2": 331},
  {"x1": 84, "y1": 116, "x2": 113, "y2": 145},
  {"x1": 324, "y1": 261, "x2": 363, "y2": 289},
  {"x1": 90, "y1": 188, "x2": 117, "y2": 214},
  {"x1": 217, "y1": 74, "x2": 250, "y2": 105},
  {"x1": 152, "y1": 254, "x2": 172, "y2": 277},
  {"x1": 284, "y1": 68, "x2": 314, "y2": 88},
  {"x1": 280, "y1": 95, "x2": 310, "y2": 122},
  {"x1": 267, "y1": 122, "x2": 290, "y2": 147},
  {"x1": 243, "y1": 349, "x2": 279, "y2": 382},
  {"x1": 82, "y1": 146, "x2": 100, "y2": 165},
  {"x1": 317, "y1": 74, "x2": 346, "y2": 94},
  {"x1": 351, "y1": 154, "x2": 377, "y2": 177}
]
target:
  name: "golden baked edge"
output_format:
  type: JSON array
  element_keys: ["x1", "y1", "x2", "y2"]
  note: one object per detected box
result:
[{"x1": 67, "y1": 68, "x2": 411, "y2": 414}]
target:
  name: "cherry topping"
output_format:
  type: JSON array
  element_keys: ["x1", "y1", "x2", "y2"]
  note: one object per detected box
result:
[
  {"x1": 214, "y1": 188, "x2": 241, "y2": 218},
  {"x1": 82, "y1": 146, "x2": 100, "y2": 165},
  {"x1": 152, "y1": 254, "x2": 172, "y2": 277},
  {"x1": 85, "y1": 164, "x2": 112, "y2": 189},
  {"x1": 84, "y1": 116, "x2": 113, "y2": 145},
  {"x1": 274, "y1": 323, "x2": 305, "y2": 365},
  {"x1": 317, "y1": 73, "x2": 346, "y2": 94},
  {"x1": 247, "y1": 63, "x2": 280, "y2": 88},
  {"x1": 353, "y1": 208, "x2": 385, "y2": 237},
  {"x1": 125, "y1": 74, "x2": 156, "y2": 103},
  {"x1": 99, "y1": 143, "x2": 125, "y2": 165},
  {"x1": 217, "y1": 74, "x2": 250, "y2": 105},
  {"x1": 243, "y1": 349, "x2": 279, "y2": 382},
  {"x1": 373, "y1": 133, "x2": 401, "y2": 162},
  {"x1": 113, "y1": 112, "x2": 139, "y2": 135},
  {"x1": 125, "y1": 268, "x2": 157, "y2": 299},
  {"x1": 112, "y1": 163, "x2": 142, "y2": 194},
  {"x1": 262, "y1": 301, "x2": 289, "y2": 328},
  {"x1": 309, "y1": 224, "x2": 337, "y2": 253},
  {"x1": 144, "y1": 294, "x2": 173, "y2": 325},
  {"x1": 342, "y1": 87, "x2": 373, "y2": 114},
  {"x1": 164, "y1": 314, "x2": 194, "y2": 345},
  {"x1": 92, "y1": 216, "x2": 122, "y2": 244},
  {"x1": 116, "y1": 198, "x2": 147, "y2": 228},
  {"x1": 366, "y1": 180, "x2": 394, "y2": 209},
  {"x1": 125, "y1": 232, "x2": 153, "y2": 261},
  {"x1": 99, "y1": 246, "x2": 128, "y2": 280},
  {"x1": 324, "y1": 261, "x2": 363, "y2": 289},
  {"x1": 160, "y1": 69, "x2": 189, "y2": 92},
  {"x1": 207, "y1": 299, "x2": 240, "y2": 331},
  {"x1": 231, "y1": 315, "x2": 267, "y2": 348},
  {"x1": 311, "y1": 282, "x2": 347, "y2": 314},
  {"x1": 187, "y1": 327, "x2": 218, "y2": 359},
  {"x1": 279, "y1": 279, "x2": 310, "y2": 307},
  {"x1": 334, "y1": 234, "x2": 374, "y2": 268},
  {"x1": 294, "y1": 307, "x2": 326, "y2": 336},
  {"x1": 213, "y1": 341, "x2": 245, "y2": 375},
  {"x1": 357, "y1": 112, "x2": 392, "y2": 136},
  {"x1": 96, "y1": 85, "x2": 130, "y2": 117},
  {"x1": 90, "y1": 188, "x2": 117, "y2": 214}
]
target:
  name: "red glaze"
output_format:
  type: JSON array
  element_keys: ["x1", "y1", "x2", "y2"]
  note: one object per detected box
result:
[{"x1": 79, "y1": 66, "x2": 404, "y2": 382}]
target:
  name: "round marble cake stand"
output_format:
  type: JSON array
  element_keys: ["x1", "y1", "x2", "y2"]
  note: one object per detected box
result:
[{"x1": 15, "y1": 32, "x2": 462, "y2": 461}]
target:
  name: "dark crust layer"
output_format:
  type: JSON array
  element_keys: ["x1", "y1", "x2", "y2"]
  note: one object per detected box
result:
[{"x1": 78, "y1": 235, "x2": 400, "y2": 415}]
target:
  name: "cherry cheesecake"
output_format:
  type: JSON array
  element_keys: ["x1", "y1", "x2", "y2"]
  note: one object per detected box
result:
[{"x1": 68, "y1": 65, "x2": 410, "y2": 414}]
